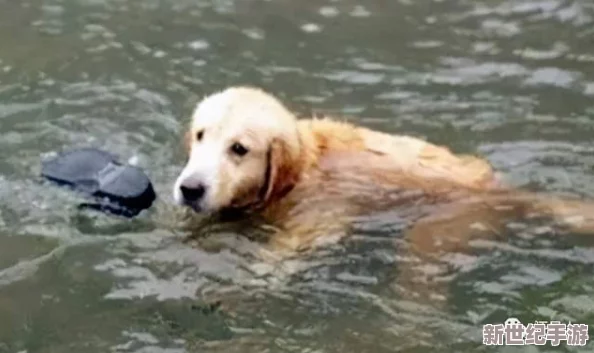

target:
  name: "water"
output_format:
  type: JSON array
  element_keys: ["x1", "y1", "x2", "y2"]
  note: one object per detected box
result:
[{"x1": 1, "y1": 0, "x2": 594, "y2": 352}]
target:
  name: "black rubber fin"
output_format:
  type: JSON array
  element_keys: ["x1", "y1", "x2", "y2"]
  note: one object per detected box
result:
[{"x1": 41, "y1": 148, "x2": 156, "y2": 217}]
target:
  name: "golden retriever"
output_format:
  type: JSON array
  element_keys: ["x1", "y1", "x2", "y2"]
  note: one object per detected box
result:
[{"x1": 173, "y1": 86, "x2": 594, "y2": 255}]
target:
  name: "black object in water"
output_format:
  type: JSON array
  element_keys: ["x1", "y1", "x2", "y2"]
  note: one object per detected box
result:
[{"x1": 41, "y1": 148, "x2": 156, "y2": 217}]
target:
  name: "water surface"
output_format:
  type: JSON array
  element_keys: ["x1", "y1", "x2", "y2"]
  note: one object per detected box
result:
[{"x1": 1, "y1": 0, "x2": 594, "y2": 352}]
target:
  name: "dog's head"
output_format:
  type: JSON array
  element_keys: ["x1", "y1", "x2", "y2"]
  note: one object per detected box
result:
[{"x1": 173, "y1": 86, "x2": 302, "y2": 213}]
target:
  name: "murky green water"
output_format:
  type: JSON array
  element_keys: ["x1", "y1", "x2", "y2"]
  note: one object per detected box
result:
[{"x1": 1, "y1": 0, "x2": 594, "y2": 352}]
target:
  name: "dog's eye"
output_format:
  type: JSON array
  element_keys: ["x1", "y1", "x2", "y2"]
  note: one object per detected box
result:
[
  {"x1": 196, "y1": 130, "x2": 204, "y2": 141},
  {"x1": 230, "y1": 142, "x2": 249, "y2": 156}
]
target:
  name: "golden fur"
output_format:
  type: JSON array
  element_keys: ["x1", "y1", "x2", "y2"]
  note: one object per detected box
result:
[{"x1": 174, "y1": 86, "x2": 594, "y2": 255}]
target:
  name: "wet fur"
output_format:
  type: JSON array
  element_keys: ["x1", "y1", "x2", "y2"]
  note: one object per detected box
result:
[{"x1": 177, "y1": 86, "x2": 594, "y2": 255}]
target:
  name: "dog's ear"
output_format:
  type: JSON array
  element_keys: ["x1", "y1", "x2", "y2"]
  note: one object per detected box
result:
[{"x1": 262, "y1": 138, "x2": 300, "y2": 203}]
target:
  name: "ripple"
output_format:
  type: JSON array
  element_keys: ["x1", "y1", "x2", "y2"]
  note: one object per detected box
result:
[
  {"x1": 524, "y1": 67, "x2": 579, "y2": 88},
  {"x1": 187, "y1": 39, "x2": 209, "y2": 51},
  {"x1": 513, "y1": 41, "x2": 569, "y2": 60},
  {"x1": 301, "y1": 23, "x2": 323, "y2": 33},
  {"x1": 242, "y1": 28, "x2": 265, "y2": 40},
  {"x1": 473, "y1": 0, "x2": 561, "y2": 16},
  {"x1": 433, "y1": 60, "x2": 528, "y2": 85},
  {"x1": 0, "y1": 101, "x2": 47, "y2": 120},
  {"x1": 350, "y1": 5, "x2": 371, "y2": 17},
  {"x1": 319, "y1": 6, "x2": 339, "y2": 18},
  {"x1": 480, "y1": 18, "x2": 521, "y2": 37},
  {"x1": 320, "y1": 70, "x2": 385, "y2": 85}
]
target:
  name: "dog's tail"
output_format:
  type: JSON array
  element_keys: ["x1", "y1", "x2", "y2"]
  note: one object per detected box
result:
[
  {"x1": 529, "y1": 194, "x2": 594, "y2": 234},
  {"x1": 478, "y1": 190, "x2": 594, "y2": 235}
]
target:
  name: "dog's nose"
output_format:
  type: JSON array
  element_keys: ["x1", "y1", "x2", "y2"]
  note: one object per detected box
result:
[{"x1": 180, "y1": 184, "x2": 206, "y2": 202}]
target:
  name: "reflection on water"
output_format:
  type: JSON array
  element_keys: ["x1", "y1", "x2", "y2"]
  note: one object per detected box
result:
[{"x1": 1, "y1": 0, "x2": 594, "y2": 352}]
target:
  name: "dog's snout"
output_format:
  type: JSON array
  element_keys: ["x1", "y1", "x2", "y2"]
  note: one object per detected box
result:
[{"x1": 180, "y1": 183, "x2": 206, "y2": 202}]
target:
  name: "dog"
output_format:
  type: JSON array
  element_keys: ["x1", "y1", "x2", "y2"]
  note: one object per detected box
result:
[{"x1": 173, "y1": 86, "x2": 594, "y2": 256}]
